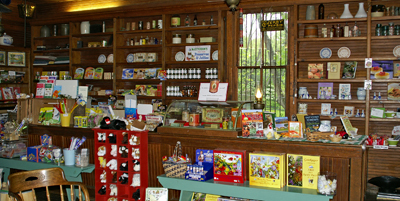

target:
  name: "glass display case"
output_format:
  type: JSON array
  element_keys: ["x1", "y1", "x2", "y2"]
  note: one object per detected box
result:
[{"x1": 163, "y1": 100, "x2": 253, "y2": 131}]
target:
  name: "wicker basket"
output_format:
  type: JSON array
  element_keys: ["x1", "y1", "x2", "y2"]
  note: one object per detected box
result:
[
  {"x1": 306, "y1": 132, "x2": 334, "y2": 142},
  {"x1": 162, "y1": 161, "x2": 188, "y2": 178}
]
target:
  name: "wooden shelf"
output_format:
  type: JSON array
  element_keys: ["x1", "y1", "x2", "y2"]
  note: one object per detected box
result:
[
  {"x1": 165, "y1": 25, "x2": 218, "y2": 31},
  {"x1": 72, "y1": 47, "x2": 113, "y2": 51},
  {"x1": 297, "y1": 99, "x2": 366, "y2": 103},
  {"x1": 320, "y1": 116, "x2": 366, "y2": 121},
  {"x1": 370, "y1": 100, "x2": 400, "y2": 104},
  {"x1": 370, "y1": 118, "x2": 400, "y2": 122},
  {"x1": 33, "y1": 35, "x2": 69, "y2": 40},
  {"x1": 165, "y1": 96, "x2": 197, "y2": 100},
  {"x1": 166, "y1": 42, "x2": 218, "y2": 47},
  {"x1": 116, "y1": 29, "x2": 162, "y2": 34},
  {"x1": 116, "y1": 44, "x2": 162, "y2": 49},
  {"x1": 298, "y1": 58, "x2": 366, "y2": 62},
  {"x1": 297, "y1": 18, "x2": 367, "y2": 24},
  {"x1": 296, "y1": 78, "x2": 365, "y2": 83},
  {"x1": 371, "y1": 57, "x2": 400, "y2": 61},
  {"x1": 116, "y1": 79, "x2": 161, "y2": 83},
  {"x1": 33, "y1": 49, "x2": 69, "y2": 53},
  {"x1": 33, "y1": 64, "x2": 69, "y2": 68},
  {"x1": 165, "y1": 79, "x2": 209, "y2": 82},
  {"x1": 72, "y1": 63, "x2": 113, "y2": 67},
  {"x1": 166, "y1": 61, "x2": 218, "y2": 64},
  {"x1": 372, "y1": 16, "x2": 400, "y2": 21},
  {"x1": 71, "y1": 32, "x2": 113, "y2": 37},
  {"x1": 372, "y1": 79, "x2": 400, "y2": 83},
  {"x1": 0, "y1": 83, "x2": 28, "y2": 85},
  {"x1": 76, "y1": 79, "x2": 113, "y2": 82},
  {"x1": 371, "y1": 35, "x2": 400, "y2": 40},
  {"x1": 297, "y1": 37, "x2": 367, "y2": 42},
  {"x1": 116, "y1": 62, "x2": 162, "y2": 66}
]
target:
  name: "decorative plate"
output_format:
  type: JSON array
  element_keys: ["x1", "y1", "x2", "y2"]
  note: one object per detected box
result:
[
  {"x1": 212, "y1": 50, "x2": 218, "y2": 60},
  {"x1": 175, "y1": 51, "x2": 185, "y2": 61},
  {"x1": 98, "y1": 54, "x2": 106, "y2": 63},
  {"x1": 338, "y1": 47, "x2": 351, "y2": 58},
  {"x1": 320, "y1": 48, "x2": 332, "y2": 59},
  {"x1": 393, "y1": 45, "x2": 400, "y2": 58},
  {"x1": 126, "y1": 53, "x2": 134, "y2": 63},
  {"x1": 107, "y1": 54, "x2": 113, "y2": 63}
]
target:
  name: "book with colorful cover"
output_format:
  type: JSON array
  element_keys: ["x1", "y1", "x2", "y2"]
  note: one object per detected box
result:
[
  {"x1": 213, "y1": 149, "x2": 246, "y2": 183},
  {"x1": 44, "y1": 83, "x2": 53, "y2": 98},
  {"x1": 288, "y1": 121, "x2": 303, "y2": 138},
  {"x1": 308, "y1": 63, "x2": 324, "y2": 79},
  {"x1": 327, "y1": 62, "x2": 341, "y2": 79},
  {"x1": 338, "y1": 83, "x2": 351, "y2": 100},
  {"x1": 2, "y1": 87, "x2": 13, "y2": 99},
  {"x1": 317, "y1": 82, "x2": 333, "y2": 99},
  {"x1": 122, "y1": 69, "x2": 134, "y2": 79},
  {"x1": 249, "y1": 152, "x2": 285, "y2": 188},
  {"x1": 304, "y1": 115, "x2": 320, "y2": 133},
  {"x1": 94, "y1": 67, "x2": 104, "y2": 79},
  {"x1": 145, "y1": 68, "x2": 159, "y2": 79},
  {"x1": 321, "y1": 103, "x2": 331, "y2": 116},
  {"x1": 12, "y1": 87, "x2": 20, "y2": 98},
  {"x1": 275, "y1": 117, "x2": 288, "y2": 133},
  {"x1": 241, "y1": 109, "x2": 263, "y2": 137},
  {"x1": 342, "y1": 61, "x2": 358, "y2": 79},
  {"x1": 84, "y1": 67, "x2": 94, "y2": 79},
  {"x1": 36, "y1": 83, "x2": 45, "y2": 98},
  {"x1": 287, "y1": 154, "x2": 320, "y2": 189},
  {"x1": 340, "y1": 115, "x2": 357, "y2": 136},
  {"x1": 52, "y1": 85, "x2": 62, "y2": 99},
  {"x1": 74, "y1": 68, "x2": 84, "y2": 79},
  {"x1": 263, "y1": 111, "x2": 276, "y2": 130},
  {"x1": 370, "y1": 60, "x2": 393, "y2": 79},
  {"x1": 134, "y1": 68, "x2": 146, "y2": 79}
]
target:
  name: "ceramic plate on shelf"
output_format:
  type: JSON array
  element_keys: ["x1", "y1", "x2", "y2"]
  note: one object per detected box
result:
[
  {"x1": 175, "y1": 51, "x2": 185, "y2": 61},
  {"x1": 212, "y1": 50, "x2": 218, "y2": 60},
  {"x1": 98, "y1": 54, "x2": 106, "y2": 63},
  {"x1": 126, "y1": 53, "x2": 134, "y2": 63},
  {"x1": 338, "y1": 47, "x2": 351, "y2": 58},
  {"x1": 393, "y1": 45, "x2": 400, "y2": 58},
  {"x1": 320, "y1": 48, "x2": 332, "y2": 59},
  {"x1": 107, "y1": 54, "x2": 113, "y2": 63}
]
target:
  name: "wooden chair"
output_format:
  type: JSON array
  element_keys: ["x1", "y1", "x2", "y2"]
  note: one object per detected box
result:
[{"x1": 7, "y1": 167, "x2": 90, "y2": 201}]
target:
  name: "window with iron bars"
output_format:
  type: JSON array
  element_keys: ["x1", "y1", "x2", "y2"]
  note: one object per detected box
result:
[{"x1": 238, "y1": 9, "x2": 288, "y2": 117}]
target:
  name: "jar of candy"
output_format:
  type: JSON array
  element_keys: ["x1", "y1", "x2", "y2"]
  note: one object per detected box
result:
[
  {"x1": 375, "y1": 24, "x2": 382, "y2": 36},
  {"x1": 382, "y1": 25, "x2": 389, "y2": 36}
]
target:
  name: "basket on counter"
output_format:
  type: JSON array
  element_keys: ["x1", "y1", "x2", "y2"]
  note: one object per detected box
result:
[
  {"x1": 162, "y1": 161, "x2": 188, "y2": 178},
  {"x1": 306, "y1": 132, "x2": 334, "y2": 142}
]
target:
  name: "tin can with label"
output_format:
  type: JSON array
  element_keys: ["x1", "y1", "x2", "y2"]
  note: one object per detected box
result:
[
  {"x1": 102, "y1": 40, "x2": 107, "y2": 47},
  {"x1": 146, "y1": 21, "x2": 151, "y2": 30},
  {"x1": 152, "y1": 20, "x2": 156, "y2": 29},
  {"x1": 131, "y1": 22, "x2": 136, "y2": 30},
  {"x1": 182, "y1": 109, "x2": 189, "y2": 122},
  {"x1": 158, "y1": 19, "x2": 163, "y2": 29},
  {"x1": 189, "y1": 113, "x2": 200, "y2": 126},
  {"x1": 138, "y1": 21, "x2": 143, "y2": 30}
]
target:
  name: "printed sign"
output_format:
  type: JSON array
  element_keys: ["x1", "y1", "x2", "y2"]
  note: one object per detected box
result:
[
  {"x1": 185, "y1": 45, "x2": 211, "y2": 61},
  {"x1": 261, "y1": 19, "x2": 285, "y2": 31}
]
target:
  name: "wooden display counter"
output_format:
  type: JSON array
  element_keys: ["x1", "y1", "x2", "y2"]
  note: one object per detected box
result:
[{"x1": 149, "y1": 130, "x2": 366, "y2": 201}]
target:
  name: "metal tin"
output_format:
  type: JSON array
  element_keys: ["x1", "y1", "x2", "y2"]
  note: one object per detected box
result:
[
  {"x1": 189, "y1": 113, "x2": 200, "y2": 126},
  {"x1": 209, "y1": 79, "x2": 220, "y2": 93},
  {"x1": 131, "y1": 22, "x2": 136, "y2": 30},
  {"x1": 171, "y1": 14, "x2": 181, "y2": 27},
  {"x1": 202, "y1": 107, "x2": 223, "y2": 123},
  {"x1": 146, "y1": 21, "x2": 151, "y2": 30},
  {"x1": 182, "y1": 109, "x2": 189, "y2": 122},
  {"x1": 158, "y1": 19, "x2": 163, "y2": 29},
  {"x1": 138, "y1": 21, "x2": 143, "y2": 30},
  {"x1": 152, "y1": 20, "x2": 156, "y2": 29}
]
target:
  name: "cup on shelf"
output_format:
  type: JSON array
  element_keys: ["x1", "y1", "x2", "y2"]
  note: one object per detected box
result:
[
  {"x1": 61, "y1": 113, "x2": 71, "y2": 127},
  {"x1": 63, "y1": 148, "x2": 76, "y2": 166}
]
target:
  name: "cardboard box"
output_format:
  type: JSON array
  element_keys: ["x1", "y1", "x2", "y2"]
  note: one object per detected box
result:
[
  {"x1": 27, "y1": 145, "x2": 42, "y2": 162},
  {"x1": 200, "y1": 37, "x2": 216, "y2": 43}
]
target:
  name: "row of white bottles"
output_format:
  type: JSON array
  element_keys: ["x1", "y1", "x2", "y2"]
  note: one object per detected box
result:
[{"x1": 167, "y1": 68, "x2": 201, "y2": 79}]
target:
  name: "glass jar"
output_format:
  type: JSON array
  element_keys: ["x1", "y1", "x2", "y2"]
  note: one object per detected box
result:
[
  {"x1": 375, "y1": 24, "x2": 382, "y2": 36},
  {"x1": 172, "y1": 34, "x2": 181, "y2": 44},
  {"x1": 395, "y1": 25, "x2": 400, "y2": 36},
  {"x1": 171, "y1": 14, "x2": 181, "y2": 27},
  {"x1": 383, "y1": 25, "x2": 389, "y2": 36},
  {"x1": 335, "y1": 24, "x2": 341, "y2": 37},
  {"x1": 389, "y1": 22, "x2": 395, "y2": 36},
  {"x1": 186, "y1": 34, "x2": 195, "y2": 43}
]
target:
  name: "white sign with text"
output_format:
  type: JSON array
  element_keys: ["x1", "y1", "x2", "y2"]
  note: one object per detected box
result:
[{"x1": 198, "y1": 83, "x2": 228, "y2": 102}]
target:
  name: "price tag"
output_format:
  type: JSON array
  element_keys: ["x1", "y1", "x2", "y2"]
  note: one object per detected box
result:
[{"x1": 373, "y1": 145, "x2": 388, "y2": 149}]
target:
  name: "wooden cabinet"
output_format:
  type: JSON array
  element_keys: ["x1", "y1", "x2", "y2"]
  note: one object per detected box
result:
[
  {"x1": 0, "y1": 46, "x2": 30, "y2": 111},
  {"x1": 30, "y1": 12, "x2": 225, "y2": 105},
  {"x1": 294, "y1": 0, "x2": 400, "y2": 136}
]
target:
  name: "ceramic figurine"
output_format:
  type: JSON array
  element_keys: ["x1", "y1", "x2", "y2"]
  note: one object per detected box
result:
[
  {"x1": 97, "y1": 132, "x2": 106, "y2": 142},
  {"x1": 373, "y1": 92, "x2": 377, "y2": 100},
  {"x1": 121, "y1": 132, "x2": 128, "y2": 144},
  {"x1": 335, "y1": 108, "x2": 338, "y2": 116},
  {"x1": 263, "y1": 123, "x2": 274, "y2": 139},
  {"x1": 98, "y1": 157, "x2": 106, "y2": 168},
  {"x1": 129, "y1": 135, "x2": 139, "y2": 145},
  {"x1": 355, "y1": 109, "x2": 360, "y2": 117},
  {"x1": 111, "y1": 171, "x2": 117, "y2": 183},
  {"x1": 108, "y1": 133, "x2": 116, "y2": 143},
  {"x1": 378, "y1": 92, "x2": 381, "y2": 100},
  {"x1": 361, "y1": 110, "x2": 365, "y2": 118},
  {"x1": 98, "y1": 185, "x2": 106, "y2": 195},
  {"x1": 133, "y1": 148, "x2": 140, "y2": 159}
]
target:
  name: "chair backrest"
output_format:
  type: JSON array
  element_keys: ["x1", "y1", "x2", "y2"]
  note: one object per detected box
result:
[{"x1": 7, "y1": 167, "x2": 90, "y2": 201}]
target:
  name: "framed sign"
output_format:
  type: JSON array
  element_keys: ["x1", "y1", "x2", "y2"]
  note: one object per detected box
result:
[
  {"x1": 8, "y1": 52, "x2": 25, "y2": 67},
  {"x1": 185, "y1": 45, "x2": 211, "y2": 61},
  {"x1": 260, "y1": 19, "x2": 285, "y2": 32},
  {"x1": 198, "y1": 82, "x2": 228, "y2": 102}
]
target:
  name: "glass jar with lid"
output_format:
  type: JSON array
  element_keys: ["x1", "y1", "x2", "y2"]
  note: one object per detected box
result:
[
  {"x1": 389, "y1": 22, "x2": 395, "y2": 36},
  {"x1": 395, "y1": 25, "x2": 400, "y2": 36},
  {"x1": 375, "y1": 24, "x2": 382, "y2": 36},
  {"x1": 186, "y1": 33, "x2": 195, "y2": 43},
  {"x1": 171, "y1": 14, "x2": 181, "y2": 27},
  {"x1": 382, "y1": 25, "x2": 389, "y2": 36},
  {"x1": 172, "y1": 34, "x2": 182, "y2": 44}
]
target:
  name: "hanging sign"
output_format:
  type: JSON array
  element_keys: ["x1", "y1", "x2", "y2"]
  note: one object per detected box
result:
[{"x1": 261, "y1": 19, "x2": 285, "y2": 32}]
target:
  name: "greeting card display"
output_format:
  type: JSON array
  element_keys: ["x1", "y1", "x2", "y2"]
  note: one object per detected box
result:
[
  {"x1": 339, "y1": 84, "x2": 351, "y2": 100},
  {"x1": 287, "y1": 154, "x2": 320, "y2": 189},
  {"x1": 321, "y1": 103, "x2": 331, "y2": 116},
  {"x1": 327, "y1": 62, "x2": 341, "y2": 79},
  {"x1": 308, "y1": 63, "x2": 324, "y2": 79},
  {"x1": 317, "y1": 82, "x2": 333, "y2": 99},
  {"x1": 213, "y1": 149, "x2": 246, "y2": 183},
  {"x1": 342, "y1": 61, "x2": 357, "y2": 79},
  {"x1": 288, "y1": 121, "x2": 303, "y2": 138},
  {"x1": 343, "y1": 106, "x2": 355, "y2": 117},
  {"x1": 249, "y1": 152, "x2": 286, "y2": 188}
]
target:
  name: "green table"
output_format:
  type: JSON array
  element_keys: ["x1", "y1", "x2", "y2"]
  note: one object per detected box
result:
[
  {"x1": 0, "y1": 157, "x2": 94, "y2": 200},
  {"x1": 158, "y1": 174, "x2": 333, "y2": 201}
]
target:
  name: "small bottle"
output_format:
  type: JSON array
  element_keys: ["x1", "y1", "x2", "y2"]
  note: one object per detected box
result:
[
  {"x1": 210, "y1": 15, "x2": 214, "y2": 24},
  {"x1": 193, "y1": 15, "x2": 198, "y2": 26},
  {"x1": 344, "y1": 23, "x2": 349, "y2": 37},
  {"x1": 361, "y1": 110, "x2": 365, "y2": 118},
  {"x1": 373, "y1": 92, "x2": 377, "y2": 100},
  {"x1": 102, "y1": 21, "x2": 106, "y2": 33},
  {"x1": 378, "y1": 92, "x2": 381, "y2": 100},
  {"x1": 383, "y1": 26, "x2": 389, "y2": 36},
  {"x1": 228, "y1": 116, "x2": 233, "y2": 129},
  {"x1": 318, "y1": 4, "x2": 324, "y2": 19},
  {"x1": 335, "y1": 108, "x2": 338, "y2": 116},
  {"x1": 134, "y1": 36, "x2": 139, "y2": 45},
  {"x1": 130, "y1": 38, "x2": 134, "y2": 46},
  {"x1": 185, "y1": 15, "x2": 190, "y2": 26},
  {"x1": 145, "y1": 36, "x2": 150, "y2": 44},
  {"x1": 336, "y1": 24, "x2": 341, "y2": 37},
  {"x1": 139, "y1": 36, "x2": 143, "y2": 45},
  {"x1": 353, "y1": 22, "x2": 360, "y2": 37},
  {"x1": 202, "y1": 19, "x2": 206, "y2": 25},
  {"x1": 126, "y1": 38, "x2": 130, "y2": 46},
  {"x1": 321, "y1": 24, "x2": 328, "y2": 38},
  {"x1": 331, "y1": 25, "x2": 336, "y2": 37}
]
